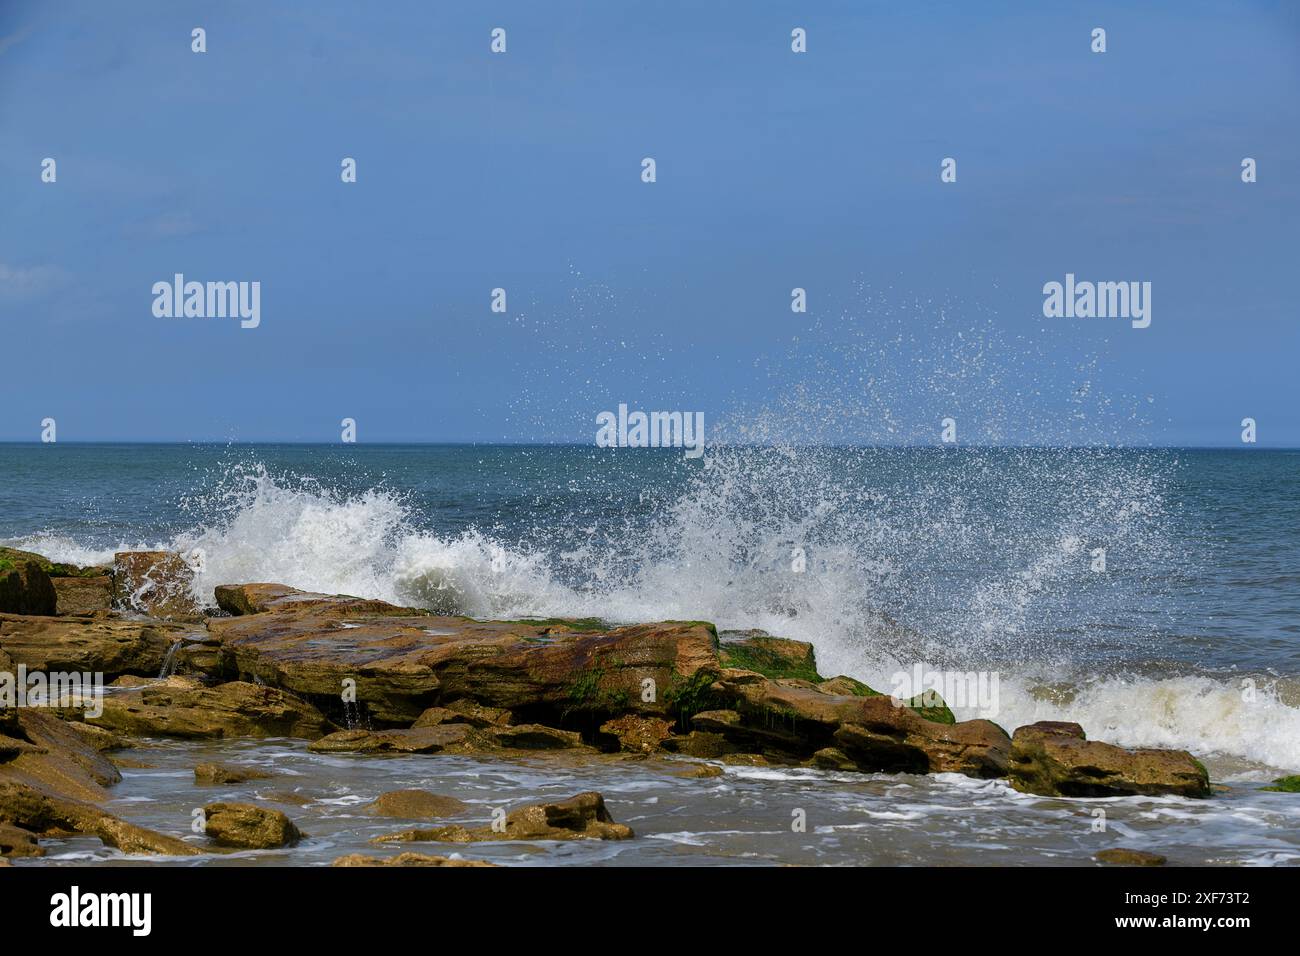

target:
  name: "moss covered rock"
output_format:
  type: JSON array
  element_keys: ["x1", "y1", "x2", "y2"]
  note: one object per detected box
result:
[
  {"x1": 0, "y1": 551, "x2": 56, "y2": 616},
  {"x1": 718, "y1": 632, "x2": 819, "y2": 681}
]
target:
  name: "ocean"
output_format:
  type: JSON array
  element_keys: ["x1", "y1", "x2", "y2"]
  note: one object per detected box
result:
[{"x1": 3, "y1": 442, "x2": 1298, "y2": 865}]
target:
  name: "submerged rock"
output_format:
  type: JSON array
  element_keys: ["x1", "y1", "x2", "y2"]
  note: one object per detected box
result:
[
  {"x1": 374, "y1": 791, "x2": 632, "y2": 844},
  {"x1": 332, "y1": 852, "x2": 496, "y2": 867},
  {"x1": 1262, "y1": 775, "x2": 1300, "y2": 793},
  {"x1": 363, "y1": 789, "x2": 467, "y2": 818},
  {"x1": 1095, "y1": 847, "x2": 1168, "y2": 866},
  {"x1": 194, "y1": 762, "x2": 274, "y2": 785},
  {"x1": 89, "y1": 676, "x2": 333, "y2": 740},
  {"x1": 679, "y1": 762, "x2": 725, "y2": 778},
  {"x1": 1007, "y1": 722, "x2": 1211, "y2": 798},
  {"x1": 202, "y1": 801, "x2": 302, "y2": 848}
]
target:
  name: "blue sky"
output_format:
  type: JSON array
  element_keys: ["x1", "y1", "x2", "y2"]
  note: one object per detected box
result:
[{"x1": 1, "y1": 1, "x2": 1297, "y2": 445}]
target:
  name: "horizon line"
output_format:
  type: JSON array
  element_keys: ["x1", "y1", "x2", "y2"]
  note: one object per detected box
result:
[{"x1": 0, "y1": 440, "x2": 1294, "y2": 451}]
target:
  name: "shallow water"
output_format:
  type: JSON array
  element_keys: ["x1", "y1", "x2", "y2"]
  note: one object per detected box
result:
[{"x1": 12, "y1": 739, "x2": 1299, "y2": 868}]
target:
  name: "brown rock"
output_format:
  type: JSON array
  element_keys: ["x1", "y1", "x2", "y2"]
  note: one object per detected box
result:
[
  {"x1": 364, "y1": 789, "x2": 467, "y2": 818},
  {"x1": 410, "y1": 701, "x2": 516, "y2": 729},
  {"x1": 0, "y1": 710, "x2": 122, "y2": 800},
  {"x1": 717, "y1": 632, "x2": 819, "y2": 681},
  {"x1": 51, "y1": 576, "x2": 113, "y2": 616},
  {"x1": 374, "y1": 791, "x2": 632, "y2": 844},
  {"x1": 89, "y1": 677, "x2": 332, "y2": 740},
  {"x1": 410, "y1": 707, "x2": 459, "y2": 727},
  {"x1": 1096, "y1": 847, "x2": 1168, "y2": 866},
  {"x1": 202, "y1": 801, "x2": 302, "y2": 848},
  {"x1": 206, "y1": 589, "x2": 719, "y2": 723},
  {"x1": 660, "y1": 731, "x2": 737, "y2": 758},
  {"x1": 332, "y1": 852, "x2": 496, "y2": 867},
  {"x1": 678, "y1": 763, "x2": 724, "y2": 779},
  {"x1": 834, "y1": 717, "x2": 1011, "y2": 777},
  {"x1": 720, "y1": 753, "x2": 771, "y2": 767},
  {"x1": 703, "y1": 675, "x2": 1010, "y2": 777},
  {"x1": 690, "y1": 709, "x2": 743, "y2": 733},
  {"x1": 0, "y1": 552, "x2": 57, "y2": 615},
  {"x1": 263, "y1": 791, "x2": 313, "y2": 807},
  {"x1": 213, "y1": 583, "x2": 424, "y2": 617},
  {"x1": 113, "y1": 551, "x2": 201, "y2": 620},
  {"x1": 0, "y1": 781, "x2": 199, "y2": 855},
  {"x1": 817, "y1": 675, "x2": 880, "y2": 697},
  {"x1": 1008, "y1": 723, "x2": 1210, "y2": 798},
  {"x1": 810, "y1": 747, "x2": 858, "y2": 771},
  {"x1": 0, "y1": 821, "x2": 43, "y2": 857},
  {"x1": 599, "y1": 715, "x2": 673, "y2": 753},
  {"x1": 59, "y1": 721, "x2": 125, "y2": 753},
  {"x1": 486, "y1": 723, "x2": 585, "y2": 750},
  {"x1": 1016, "y1": 720, "x2": 1087, "y2": 741},
  {"x1": 443, "y1": 699, "x2": 514, "y2": 727},
  {"x1": 0, "y1": 612, "x2": 198, "y2": 679},
  {"x1": 308, "y1": 724, "x2": 481, "y2": 755},
  {"x1": 194, "y1": 762, "x2": 274, "y2": 785}
]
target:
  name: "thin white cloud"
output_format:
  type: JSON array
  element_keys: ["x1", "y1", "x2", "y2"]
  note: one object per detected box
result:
[{"x1": 0, "y1": 262, "x2": 65, "y2": 299}]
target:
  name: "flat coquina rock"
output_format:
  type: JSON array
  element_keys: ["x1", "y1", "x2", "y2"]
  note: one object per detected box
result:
[
  {"x1": 373, "y1": 791, "x2": 632, "y2": 844},
  {"x1": 1007, "y1": 722, "x2": 1211, "y2": 798},
  {"x1": 89, "y1": 676, "x2": 333, "y2": 740}
]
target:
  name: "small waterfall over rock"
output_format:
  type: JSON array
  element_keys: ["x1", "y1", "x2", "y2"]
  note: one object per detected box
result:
[{"x1": 157, "y1": 640, "x2": 183, "y2": 678}]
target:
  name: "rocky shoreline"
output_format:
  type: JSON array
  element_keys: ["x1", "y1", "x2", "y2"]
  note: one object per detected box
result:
[{"x1": 0, "y1": 546, "x2": 1240, "y2": 866}]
